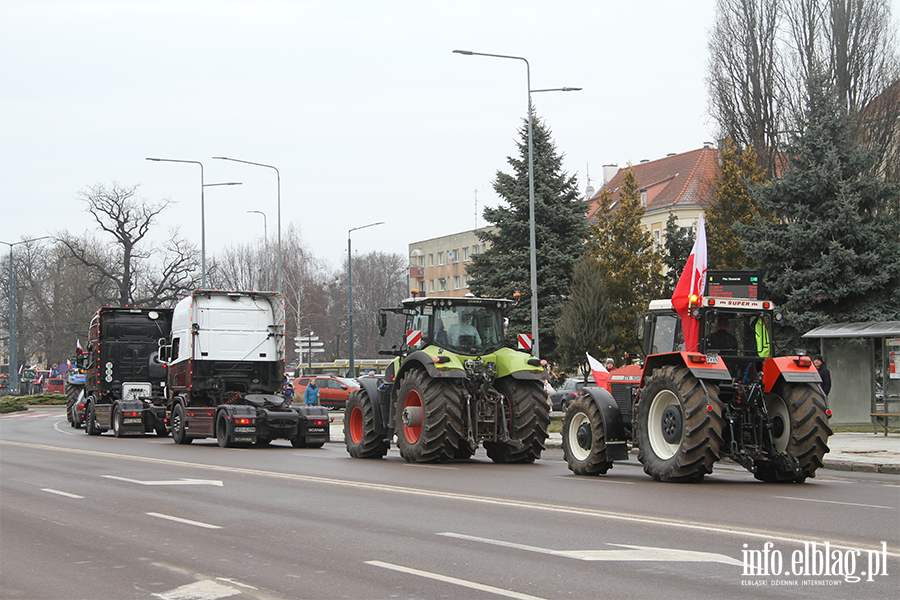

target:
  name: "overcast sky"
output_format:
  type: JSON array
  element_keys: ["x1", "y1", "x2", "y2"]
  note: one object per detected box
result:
[{"x1": 0, "y1": 1, "x2": 796, "y2": 271}]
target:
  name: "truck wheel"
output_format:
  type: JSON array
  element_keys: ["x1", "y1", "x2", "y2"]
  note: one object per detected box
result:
[
  {"x1": 754, "y1": 383, "x2": 832, "y2": 483},
  {"x1": 562, "y1": 395, "x2": 613, "y2": 475},
  {"x1": 394, "y1": 369, "x2": 464, "y2": 463},
  {"x1": 171, "y1": 404, "x2": 192, "y2": 445},
  {"x1": 112, "y1": 405, "x2": 124, "y2": 438},
  {"x1": 216, "y1": 412, "x2": 234, "y2": 448},
  {"x1": 344, "y1": 388, "x2": 389, "y2": 459},
  {"x1": 84, "y1": 401, "x2": 101, "y2": 436},
  {"x1": 636, "y1": 365, "x2": 725, "y2": 482},
  {"x1": 485, "y1": 378, "x2": 550, "y2": 464}
]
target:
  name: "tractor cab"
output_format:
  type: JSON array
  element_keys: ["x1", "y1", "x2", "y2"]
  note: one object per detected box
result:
[{"x1": 379, "y1": 296, "x2": 511, "y2": 357}]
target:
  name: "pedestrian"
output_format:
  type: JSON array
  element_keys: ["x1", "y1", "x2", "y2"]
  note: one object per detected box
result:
[
  {"x1": 813, "y1": 355, "x2": 831, "y2": 397},
  {"x1": 283, "y1": 379, "x2": 294, "y2": 405},
  {"x1": 304, "y1": 378, "x2": 320, "y2": 406}
]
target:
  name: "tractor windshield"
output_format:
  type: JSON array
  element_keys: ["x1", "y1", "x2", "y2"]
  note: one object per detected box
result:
[
  {"x1": 702, "y1": 310, "x2": 772, "y2": 358},
  {"x1": 432, "y1": 304, "x2": 504, "y2": 355}
]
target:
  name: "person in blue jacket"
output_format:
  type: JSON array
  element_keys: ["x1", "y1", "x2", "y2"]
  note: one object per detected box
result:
[{"x1": 304, "y1": 379, "x2": 320, "y2": 405}]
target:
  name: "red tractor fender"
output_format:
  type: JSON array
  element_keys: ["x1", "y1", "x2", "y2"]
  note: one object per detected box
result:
[
  {"x1": 639, "y1": 351, "x2": 731, "y2": 387},
  {"x1": 762, "y1": 356, "x2": 822, "y2": 393}
]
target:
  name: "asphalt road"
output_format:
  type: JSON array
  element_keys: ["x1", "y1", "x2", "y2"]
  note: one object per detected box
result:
[{"x1": 1, "y1": 409, "x2": 898, "y2": 600}]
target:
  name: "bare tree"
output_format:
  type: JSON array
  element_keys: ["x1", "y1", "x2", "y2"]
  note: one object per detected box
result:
[
  {"x1": 58, "y1": 182, "x2": 199, "y2": 307},
  {"x1": 707, "y1": 0, "x2": 785, "y2": 177}
]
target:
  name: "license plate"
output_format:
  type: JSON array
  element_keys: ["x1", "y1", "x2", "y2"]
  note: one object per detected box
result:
[
  {"x1": 234, "y1": 426, "x2": 256, "y2": 433},
  {"x1": 124, "y1": 418, "x2": 142, "y2": 424},
  {"x1": 706, "y1": 354, "x2": 719, "y2": 364}
]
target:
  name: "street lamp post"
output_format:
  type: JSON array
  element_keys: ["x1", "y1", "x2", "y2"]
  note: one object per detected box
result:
[
  {"x1": 247, "y1": 210, "x2": 268, "y2": 290},
  {"x1": 212, "y1": 157, "x2": 282, "y2": 294},
  {"x1": 1, "y1": 236, "x2": 51, "y2": 394},
  {"x1": 348, "y1": 222, "x2": 385, "y2": 377},
  {"x1": 146, "y1": 158, "x2": 240, "y2": 288},
  {"x1": 453, "y1": 49, "x2": 581, "y2": 359}
]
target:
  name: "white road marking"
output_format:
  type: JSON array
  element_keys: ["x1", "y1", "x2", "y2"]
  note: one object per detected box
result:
[
  {"x1": 402, "y1": 463, "x2": 459, "y2": 470},
  {"x1": 4, "y1": 439, "x2": 898, "y2": 559},
  {"x1": 41, "y1": 488, "x2": 84, "y2": 499},
  {"x1": 103, "y1": 475, "x2": 223, "y2": 486},
  {"x1": 775, "y1": 495, "x2": 894, "y2": 510},
  {"x1": 146, "y1": 512, "x2": 221, "y2": 529},
  {"x1": 152, "y1": 579, "x2": 239, "y2": 600},
  {"x1": 439, "y1": 532, "x2": 743, "y2": 566},
  {"x1": 52, "y1": 421, "x2": 78, "y2": 435},
  {"x1": 366, "y1": 560, "x2": 546, "y2": 600}
]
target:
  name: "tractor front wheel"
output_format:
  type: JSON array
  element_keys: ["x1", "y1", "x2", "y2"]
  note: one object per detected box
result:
[
  {"x1": 394, "y1": 369, "x2": 464, "y2": 463},
  {"x1": 754, "y1": 382, "x2": 832, "y2": 483},
  {"x1": 344, "y1": 388, "x2": 389, "y2": 458},
  {"x1": 484, "y1": 378, "x2": 549, "y2": 464},
  {"x1": 636, "y1": 365, "x2": 725, "y2": 482},
  {"x1": 562, "y1": 395, "x2": 613, "y2": 475}
]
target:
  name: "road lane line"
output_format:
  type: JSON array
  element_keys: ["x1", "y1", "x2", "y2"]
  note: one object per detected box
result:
[
  {"x1": 146, "y1": 512, "x2": 221, "y2": 529},
  {"x1": 775, "y1": 495, "x2": 894, "y2": 510},
  {"x1": 4, "y1": 439, "x2": 898, "y2": 558},
  {"x1": 152, "y1": 579, "x2": 239, "y2": 600},
  {"x1": 52, "y1": 421, "x2": 78, "y2": 436},
  {"x1": 366, "y1": 560, "x2": 545, "y2": 600},
  {"x1": 41, "y1": 488, "x2": 84, "y2": 499},
  {"x1": 556, "y1": 475, "x2": 635, "y2": 485}
]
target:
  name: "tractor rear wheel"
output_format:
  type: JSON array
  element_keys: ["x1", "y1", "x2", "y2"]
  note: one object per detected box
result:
[
  {"x1": 562, "y1": 395, "x2": 613, "y2": 475},
  {"x1": 65, "y1": 384, "x2": 82, "y2": 426},
  {"x1": 485, "y1": 378, "x2": 550, "y2": 464},
  {"x1": 636, "y1": 365, "x2": 725, "y2": 482},
  {"x1": 754, "y1": 382, "x2": 831, "y2": 483},
  {"x1": 344, "y1": 388, "x2": 389, "y2": 458},
  {"x1": 394, "y1": 369, "x2": 464, "y2": 463}
]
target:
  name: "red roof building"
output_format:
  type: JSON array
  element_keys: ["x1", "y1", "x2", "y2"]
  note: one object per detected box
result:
[{"x1": 586, "y1": 145, "x2": 720, "y2": 249}]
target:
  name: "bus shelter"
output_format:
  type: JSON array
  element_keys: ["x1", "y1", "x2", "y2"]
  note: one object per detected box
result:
[{"x1": 803, "y1": 322, "x2": 900, "y2": 427}]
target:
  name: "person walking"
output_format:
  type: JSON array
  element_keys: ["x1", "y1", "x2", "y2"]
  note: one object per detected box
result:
[
  {"x1": 813, "y1": 355, "x2": 831, "y2": 397},
  {"x1": 304, "y1": 378, "x2": 320, "y2": 406},
  {"x1": 283, "y1": 379, "x2": 294, "y2": 405}
]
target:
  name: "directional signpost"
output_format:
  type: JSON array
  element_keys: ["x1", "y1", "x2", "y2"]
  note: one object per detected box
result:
[{"x1": 295, "y1": 331, "x2": 325, "y2": 371}]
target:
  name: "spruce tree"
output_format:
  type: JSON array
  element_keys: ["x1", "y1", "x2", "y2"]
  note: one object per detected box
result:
[
  {"x1": 587, "y1": 169, "x2": 663, "y2": 357},
  {"x1": 662, "y1": 212, "x2": 693, "y2": 297},
  {"x1": 706, "y1": 139, "x2": 767, "y2": 269},
  {"x1": 555, "y1": 255, "x2": 615, "y2": 376},
  {"x1": 467, "y1": 111, "x2": 588, "y2": 361},
  {"x1": 739, "y1": 73, "x2": 900, "y2": 345}
]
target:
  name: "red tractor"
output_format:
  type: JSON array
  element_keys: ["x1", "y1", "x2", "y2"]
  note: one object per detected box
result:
[{"x1": 562, "y1": 271, "x2": 832, "y2": 483}]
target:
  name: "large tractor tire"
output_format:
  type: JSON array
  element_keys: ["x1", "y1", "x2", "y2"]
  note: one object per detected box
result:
[
  {"x1": 344, "y1": 388, "x2": 389, "y2": 458},
  {"x1": 636, "y1": 365, "x2": 725, "y2": 482},
  {"x1": 484, "y1": 378, "x2": 550, "y2": 464},
  {"x1": 394, "y1": 369, "x2": 464, "y2": 463},
  {"x1": 754, "y1": 382, "x2": 831, "y2": 483},
  {"x1": 65, "y1": 383, "x2": 83, "y2": 426},
  {"x1": 562, "y1": 394, "x2": 613, "y2": 475},
  {"x1": 171, "y1": 404, "x2": 192, "y2": 445}
]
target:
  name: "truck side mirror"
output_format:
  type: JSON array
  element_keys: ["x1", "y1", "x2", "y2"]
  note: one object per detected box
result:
[{"x1": 376, "y1": 312, "x2": 387, "y2": 337}]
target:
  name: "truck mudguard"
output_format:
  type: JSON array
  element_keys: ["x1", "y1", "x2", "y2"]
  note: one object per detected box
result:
[{"x1": 582, "y1": 387, "x2": 629, "y2": 461}]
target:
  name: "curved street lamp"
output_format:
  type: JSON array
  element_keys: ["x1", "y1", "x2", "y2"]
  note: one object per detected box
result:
[
  {"x1": 1, "y1": 236, "x2": 51, "y2": 394},
  {"x1": 453, "y1": 49, "x2": 581, "y2": 359},
  {"x1": 348, "y1": 221, "x2": 385, "y2": 376}
]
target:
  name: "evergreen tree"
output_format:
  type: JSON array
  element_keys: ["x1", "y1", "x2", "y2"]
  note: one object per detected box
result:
[
  {"x1": 468, "y1": 111, "x2": 588, "y2": 361},
  {"x1": 739, "y1": 73, "x2": 900, "y2": 346},
  {"x1": 706, "y1": 139, "x2": 767, "y2": 269},
  {"x1": 662, "y1": 212, "x2": 693, "y2": 297},
  {"x1": 555, "y1": 255, "x2": 615, "y2": 377},
  {"x1": 587, "y1": 169, "x2": 663, "y2": 357}
]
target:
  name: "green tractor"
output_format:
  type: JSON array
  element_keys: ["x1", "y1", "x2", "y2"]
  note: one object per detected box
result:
[{"x1": 344, "y1": 295, "x2": 550, "y2": 463}]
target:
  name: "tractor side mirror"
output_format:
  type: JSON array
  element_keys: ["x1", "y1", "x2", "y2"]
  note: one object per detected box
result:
[{"x1": 376, "y1": 312, "x2": 387, "y2": 337}]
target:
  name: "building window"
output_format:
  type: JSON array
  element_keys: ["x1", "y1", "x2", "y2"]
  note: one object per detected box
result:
[
  {"x1": 429, "y1": 280, "x2": 434, "y2": 292},
  {"x1": 640, "y1": 191, "x2": 647, "y2": 206},
  {"x1": 418, "y1": 256, "x2": 424, "y2": 266},
  {"x1": 429, "y1": 254, "x2": 434, "y2": 267},
  {"x1": 463, "y1": 247, "x2": 469, "y2": 261},
  {"x1": 453, "y1": 249, "x2": 460, "y2": 263},
  {"x1": 438, "y1": 252, "x2": 444, "y2": 265},
  {"x1": 654, "y1": 229, "x2": 661, "y2": 250},
  {"x1": 440, "y1": 278, "x2": 447, "y2": 291},
  {"x1": 454, "y1": 276, "x2": 461, "y2": 289},
  {"x1": 465, "y1": 274, "x2": 470, "y2": 286}
]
